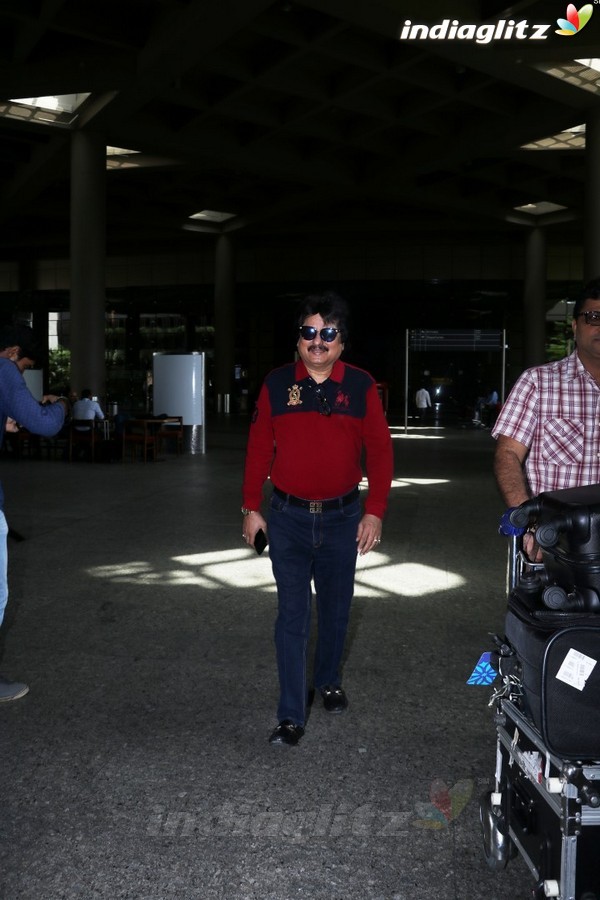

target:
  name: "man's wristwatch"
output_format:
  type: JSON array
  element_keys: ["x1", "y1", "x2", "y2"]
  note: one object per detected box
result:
[{"x1": 241, "y1": 507, "x2": 256, "y2": 516}]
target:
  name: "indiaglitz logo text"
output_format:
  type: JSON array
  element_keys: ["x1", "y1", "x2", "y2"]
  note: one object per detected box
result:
[{"x1": 399, "y1": 4, "x2": 593, "y2": 44}]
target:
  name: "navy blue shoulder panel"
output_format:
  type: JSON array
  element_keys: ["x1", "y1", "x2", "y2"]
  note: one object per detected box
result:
[
  {"x1": 265, "y1": 363, "x2": 373, "y2": 419},
  {"x1": 330, "y1": 364, "x2": 373, "y2": 418},
  {"x1": 265, "y1": 364, "x2": 307, "y2": 416}
]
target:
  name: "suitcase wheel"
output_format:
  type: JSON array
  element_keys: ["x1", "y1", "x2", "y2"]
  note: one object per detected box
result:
[{"x1": 479, "y1": 790, "x2": 513, "y2": 872}]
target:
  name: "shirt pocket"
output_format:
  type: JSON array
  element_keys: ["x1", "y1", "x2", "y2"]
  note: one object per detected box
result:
[{"x1": 541, "y1": 418, "x2": 584, "y2": 465}]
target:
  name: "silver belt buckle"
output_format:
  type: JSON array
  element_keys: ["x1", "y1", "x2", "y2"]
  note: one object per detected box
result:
[{"x1": 309, "y1": 500, "x2": 323, "y2": 513}]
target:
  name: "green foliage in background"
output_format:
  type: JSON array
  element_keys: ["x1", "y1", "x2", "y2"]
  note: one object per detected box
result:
[
  {"x1": 546, "y1": 322, "x2": 573, "y2": 362},
  {"x1": 48, "y1": 347, "x2": 71, "y2": 393}
]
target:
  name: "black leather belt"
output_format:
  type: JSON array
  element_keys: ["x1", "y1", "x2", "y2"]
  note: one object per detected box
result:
[{"x1": 273, "y1": 486, "x2": 359, "y2": 513}]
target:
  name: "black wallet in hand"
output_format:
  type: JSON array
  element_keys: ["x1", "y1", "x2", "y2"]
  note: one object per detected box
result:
[{"x1": 254, "y1": 528, "x2": 268, "y2": 555}]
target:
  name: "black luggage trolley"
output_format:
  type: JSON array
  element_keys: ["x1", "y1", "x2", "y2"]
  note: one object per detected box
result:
[{"x1": 480, "y1": 484, "x2": 600, "y2": 900}]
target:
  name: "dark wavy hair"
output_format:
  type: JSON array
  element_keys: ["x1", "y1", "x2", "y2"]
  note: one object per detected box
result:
[
  {"x1": 295, "y1": 291, "x2": 349, "y2": 342},
  {"x1": 574, "y1": 278, "x2": 600, "y2": 318},
  {"x1": 0, "y1": 323, "x2": 39, "y2": 360}
]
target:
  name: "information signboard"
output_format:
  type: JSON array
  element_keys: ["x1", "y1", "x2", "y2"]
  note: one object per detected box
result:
[
  {"x1": 409, "y1": 329, "x2": 504, "y2": 352},
  {"x1": 403, "y1": 327, "x2": 507, "y2": 433}
]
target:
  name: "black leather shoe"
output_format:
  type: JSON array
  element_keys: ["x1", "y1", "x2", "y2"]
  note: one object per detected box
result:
[
  {"x1": 268, "y1": 720, "x2": 305, "y2": 746},
  {"x1": 320, "y1": 684, "x2": 348, "y2": 713}
]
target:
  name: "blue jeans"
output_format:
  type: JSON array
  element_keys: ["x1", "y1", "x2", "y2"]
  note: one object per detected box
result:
[
  {"x1": 0, "y1": 511, "x2": 8, "y2": 627},
  {"x1": 268, "y1": 491, "x2": 361, "y2": 726}
]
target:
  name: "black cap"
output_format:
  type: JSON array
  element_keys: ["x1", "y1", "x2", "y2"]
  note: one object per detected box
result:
[{"x1": 0, "y1": 324, "x2": 40, "y2": 361}]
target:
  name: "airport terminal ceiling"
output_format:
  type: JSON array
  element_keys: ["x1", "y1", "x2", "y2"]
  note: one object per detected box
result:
[{"x1": 0, "y1": 0, "x2": 596, "y2": 265}]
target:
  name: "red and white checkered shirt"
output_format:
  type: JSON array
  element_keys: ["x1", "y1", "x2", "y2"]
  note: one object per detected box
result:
[{"x1": 492, "y1": 351, "x2": 600, "y2": 496}]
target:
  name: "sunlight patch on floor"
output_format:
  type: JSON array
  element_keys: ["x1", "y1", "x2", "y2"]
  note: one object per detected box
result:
[
  {"x1": 355, "y1": 555, "x2": 465, "y2": 597},
  {"x1": 87, "y1": 550, "x2": 464, "y2": 599}
]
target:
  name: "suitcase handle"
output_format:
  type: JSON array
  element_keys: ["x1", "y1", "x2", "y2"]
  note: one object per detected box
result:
[
  {"x1": 510, "y1": 498, "x2": 593, "y2": 548},
  {"x1": 509, "y1": 499, "x2": 541, "y2": 529}
]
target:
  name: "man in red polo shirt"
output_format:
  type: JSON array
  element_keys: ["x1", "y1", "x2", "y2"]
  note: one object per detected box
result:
[{"x1": 242, "y1": 292, "x2": 393, "y2": 746}]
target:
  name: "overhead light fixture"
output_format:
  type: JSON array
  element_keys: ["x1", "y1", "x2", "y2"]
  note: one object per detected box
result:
[
  {"x1": 190, "y1": 210, "x2": 236, "y2": 223},
  {"x1": 536, "y1": 59, "x2": 600, "y2": 95},
  {"x1": 575, "y1": 58, "x2": 600, "y2": 74},
  {"x1": 0, "y1": 93, "x2": 90, "y2": 126},
  {"x1": 106, "y1": 146, "x2": 142, "y2": 169},
  {"x1": 10, "y1": 94, "x2": 90, "y2": 114},
  {"x1": 107, "y1": 146, "x2": 139, "y2": 156},
  {"x1": 513, "y1": 201, "x2": 568, "y2": 215},
  {"x1": 521, "y1": 123, "x2": 585, "y2": 150}
]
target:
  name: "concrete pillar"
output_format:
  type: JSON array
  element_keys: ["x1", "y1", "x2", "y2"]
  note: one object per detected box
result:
[
  {"x1": 585, "y1": 109, "x2": 600, "y2": 281},
  {"x1": 70, "y1": 131, "x2": 106, "y2": 399},
  {"x1": 214, "y1": 234, "x2": 235, "y2": 412},
  {"x1": 523, "y1": 226, "x2": 547, "y2": 367}
]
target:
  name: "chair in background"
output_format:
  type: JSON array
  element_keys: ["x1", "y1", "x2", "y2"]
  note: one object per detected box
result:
[
  {"x1": 157, "y1": 416, "x2": 183, "y2": 456},
  {"x1": 40, "y1": 428, "x2": 69, "y2": 460},
  {"x1": 4, "y1": 427, "x2": 36, "y2": 459},
  {"x1": 69, "y1": 420, "x2": 97, "y2": 462},
  {"x1": 122, "y1": 419, "x2": 158, "y2": 462}
]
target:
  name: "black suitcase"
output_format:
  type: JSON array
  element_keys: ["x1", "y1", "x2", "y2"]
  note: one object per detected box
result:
[
  {"x1": 505, "y1": 593, "x2": 600, "y2": 759},
  {"x1": 503, "y1": 484, "x2": 600, "y2": 759}
]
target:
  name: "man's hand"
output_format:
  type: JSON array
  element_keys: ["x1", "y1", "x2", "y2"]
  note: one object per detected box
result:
[
  {"x1": 356, "y1": 513, "x2": 382, "y2": 555},
  {"x1": 523, "y1": 530, "x2": 543, "y2": 562},
  {"x1": 242, "y1": 510, "x2": 268, "y2": 549}
]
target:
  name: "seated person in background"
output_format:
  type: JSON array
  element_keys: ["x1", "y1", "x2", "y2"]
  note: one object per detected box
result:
[{"x1": 72, "y1": 389, "x2": 104, "y2": 429}]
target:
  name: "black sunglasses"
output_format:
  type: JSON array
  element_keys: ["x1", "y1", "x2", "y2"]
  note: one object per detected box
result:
[
  {"x1": 314, "y1": 384, "x2": 331, "y2": 417},
  {"x1": 299, "y1": 325, "x2": 341, "y2": 343},
  {"x1": 577, "y1": 310, "x2": 600, "y2": 326}
]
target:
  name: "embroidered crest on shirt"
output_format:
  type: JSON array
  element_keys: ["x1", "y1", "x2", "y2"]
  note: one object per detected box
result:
[
  {"x1": 335, "y1": 390, "x2": 350, "y2": 408},
  {"x1": 287, "y1": 384, "x2": 303, "y2": 406}
]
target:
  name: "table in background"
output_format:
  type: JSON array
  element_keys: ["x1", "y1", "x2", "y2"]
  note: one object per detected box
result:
[{"x1": 122, "y1": 417, "x2": 182, "y2": 462}]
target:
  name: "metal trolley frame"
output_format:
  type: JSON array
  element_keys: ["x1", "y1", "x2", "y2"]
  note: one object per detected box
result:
[{"x1": 480, "y1": 534, "x2": 600, "y2": 900}]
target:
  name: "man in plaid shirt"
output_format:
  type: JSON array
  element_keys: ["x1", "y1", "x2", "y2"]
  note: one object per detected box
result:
[{"x1": 493, "y1": 278, "x2": 600, "y2": 553}]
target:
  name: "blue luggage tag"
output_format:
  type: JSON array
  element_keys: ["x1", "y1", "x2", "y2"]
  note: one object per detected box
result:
[
  {"x1": 467, "y1": 651, "x2": 498, "y2": 685},
  {"x1": 498, "y1": 507, "x2": 526, "y2": 536}
]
